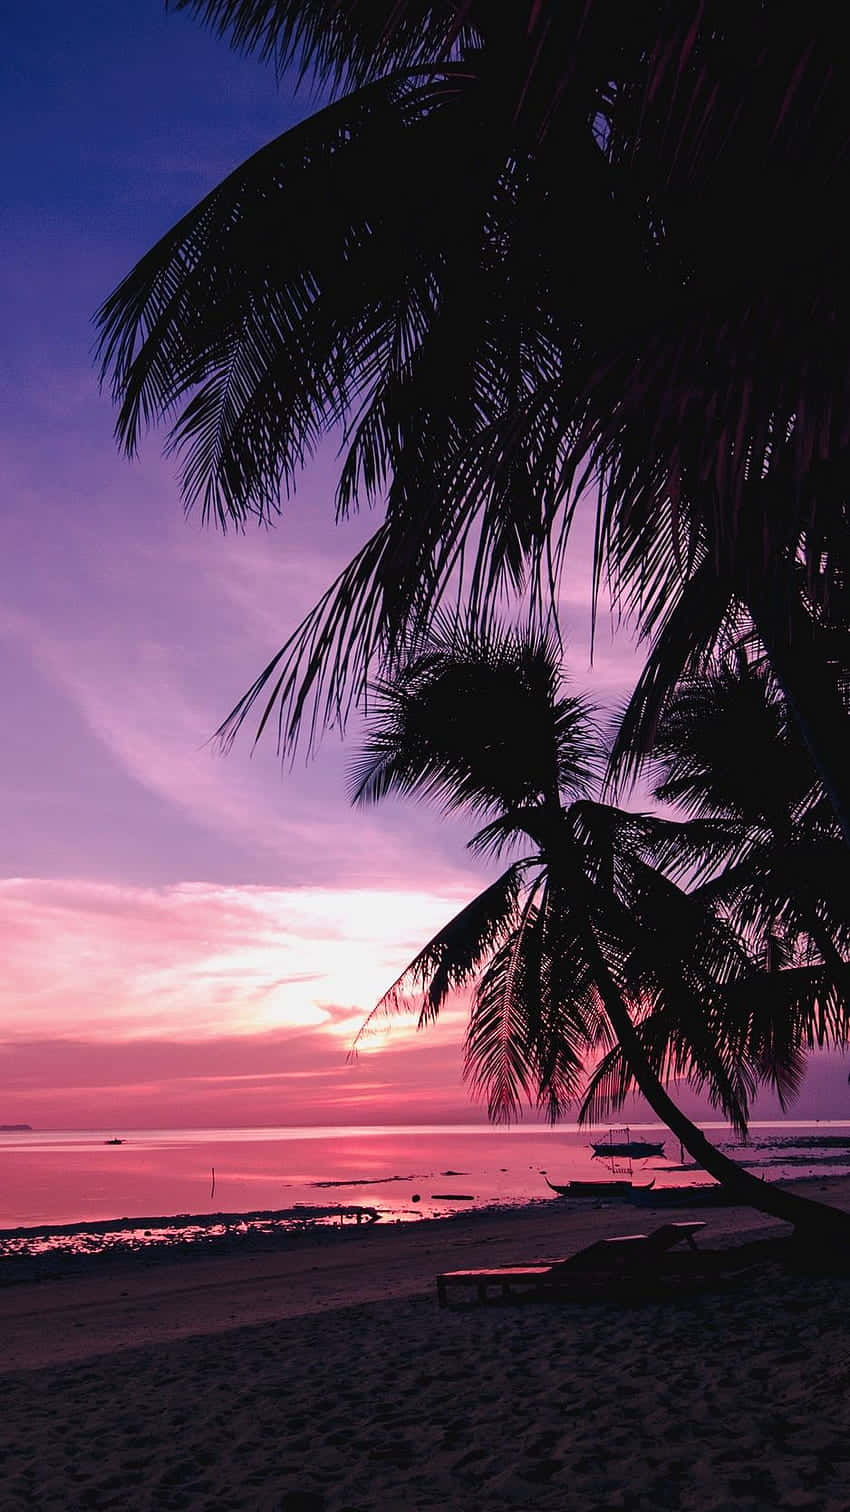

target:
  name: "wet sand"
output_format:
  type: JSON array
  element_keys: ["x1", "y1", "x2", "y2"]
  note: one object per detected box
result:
[{"x1": 2, "y1": 1181, "x2": 850, "y2": 1510}]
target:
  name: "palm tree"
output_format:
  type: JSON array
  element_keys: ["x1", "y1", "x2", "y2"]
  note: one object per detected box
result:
[
  {"x1": 589, "y1": 649, "x2": 850, "y2": 1147},
  {"x1": 647, "y1": 650, "x2": 850, "y2": 996},
  {"x1": 99, "y1": 3, "x2": 850, "y2": 834},
  {"x1": 350, "y1": 621, "x2": 850, "y2": 1234}
]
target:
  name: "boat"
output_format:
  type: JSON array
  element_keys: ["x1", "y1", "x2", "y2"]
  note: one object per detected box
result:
[
  {"x1": 544, "y1": 1176, "x2": 655, "y2": 1197},
  {"x1": 590, "y1": 1127, "x2": 665, "y2": 1158},
  {"x1": 591, "y1": 1140, "x2": 665, "y2": 1157},
  {"x1": 104, "y1": 1138, "x2": 125, "y2": 1145}
]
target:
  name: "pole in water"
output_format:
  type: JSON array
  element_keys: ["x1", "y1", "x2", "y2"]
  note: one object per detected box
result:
[{"x1": 210, "y1": 1166, "x2": 216, "y2": 1200}]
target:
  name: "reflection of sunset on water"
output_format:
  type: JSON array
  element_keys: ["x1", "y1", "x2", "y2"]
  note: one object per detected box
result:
[{"x1": 5, "y1": 1124, "x2": 850, "y2": 1273}]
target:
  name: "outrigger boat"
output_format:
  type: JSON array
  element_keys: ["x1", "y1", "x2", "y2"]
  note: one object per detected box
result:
[
  {"x1": 544, "y1": 1176, "x2": 656, "y2": 1197},
  {"x1": 590, "y1": 1127, "x2": 665, "y2": 1159}
]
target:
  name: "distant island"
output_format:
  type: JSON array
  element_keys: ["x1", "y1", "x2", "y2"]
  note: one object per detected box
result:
[{"x1": 0, "y1": 1124, "x2": 32, "y2": 1132}]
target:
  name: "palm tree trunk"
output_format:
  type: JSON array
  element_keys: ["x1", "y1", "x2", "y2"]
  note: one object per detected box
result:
[
  {"x1": 580, "y1": 920, "x2": 850, "y2": 1237},
  {"x1": 748, "y1": 584, "x2": 850, "y2": 849}
]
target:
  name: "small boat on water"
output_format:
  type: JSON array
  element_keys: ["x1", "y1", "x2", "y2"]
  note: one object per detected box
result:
[
  {"x1": 591, "y1": 1140, "x2": 665, "y2": 1158},
  {"x1": 544, "y1": 1176, "x2": 656, "y2": 1198},
  {"x1": 104, "y1": 1138, "x2": 125, "y2": 1145},
  {"x1": 590, "y1": 1127, "x2": 665, "y2": 1159}
]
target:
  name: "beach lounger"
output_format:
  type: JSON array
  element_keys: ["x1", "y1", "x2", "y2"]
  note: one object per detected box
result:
[
  {"x1": 435, "y1": 1221, "x2": 706, "y2": 1306},
  {"x1": 643, "y1": 1220, "x2": 705, "y2": 1254}
]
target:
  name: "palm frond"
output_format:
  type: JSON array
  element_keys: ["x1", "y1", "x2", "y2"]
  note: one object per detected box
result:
[
  {"x1": 605, "y1": 560, "x2": 740, "y2": 797},
  {"x1": 167, "y1": 0, "x2": 476, "y2": 91},
  {"x1": 650, "y1": 655, "x2": 819, "y2": 827},
  {"x1": 578, "y1": 993, "x2": 760, "y2": 1136},
  {"x1": 462, "y1": 890, "x2": 546, "y2": 1124},
  {"x1": 578, "y1": 1042, "x2": 638, "y2": 1129},
  {"x1": 217, "y1": 523, "x2": 396, "y2": 754},
  {"x1": 719, "y1": 964, "x2": 850, "y2": 1059},
  {"x1": 463, "y1": 878, "x2": 593, "y2": 1123},
  {"x1": 348, "y1": 618, "x2": 600, "y2": 821},
  {"x1": 103, "y1": 6, "x2": 850, "y2": 813},
  {"x1": 97, "y1": 67, "x2": 481, "y2": 526},
  {"x1": 348, "y1": 860, "x2": 527, "y2": 1055}
]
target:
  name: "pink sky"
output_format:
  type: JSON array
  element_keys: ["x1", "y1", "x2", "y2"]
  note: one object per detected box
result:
[
  {"x1": 1, "y1": 4, "x2": 846, "y2": 1129},
  {"x1": 0, "y1": 435, "x2": 648, "y2": 1127}
]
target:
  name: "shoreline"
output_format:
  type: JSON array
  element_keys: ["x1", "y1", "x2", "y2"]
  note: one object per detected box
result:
[
  {"x1": 3, "y1": 1174, "x2": 850, "y2": 1371},
  {"x1": 4, "y1": 1181, "x2": 850, "y2": 1508},
  {"x1": 2, "y1": 1166, "x2": 848, "y2": 1267}
]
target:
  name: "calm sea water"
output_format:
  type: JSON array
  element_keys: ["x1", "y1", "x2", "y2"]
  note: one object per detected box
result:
[{"x1": 3, "y1": 1120, "x2": 850, "y2": 1245}]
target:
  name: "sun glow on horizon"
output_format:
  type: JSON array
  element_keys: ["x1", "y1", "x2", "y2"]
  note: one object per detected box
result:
[{"x1": 0, "y1": 877, "x2": 475, "y2": 1044}]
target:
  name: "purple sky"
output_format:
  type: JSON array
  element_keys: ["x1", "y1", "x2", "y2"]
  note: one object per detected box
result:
[{"x1": 1, "y1": 2, "x2": 845, "y2": 1128}]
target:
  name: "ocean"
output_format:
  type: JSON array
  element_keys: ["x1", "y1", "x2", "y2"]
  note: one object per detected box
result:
[{"x1": 3, "y1": 1120, "x2": 850, "y2": 1262}]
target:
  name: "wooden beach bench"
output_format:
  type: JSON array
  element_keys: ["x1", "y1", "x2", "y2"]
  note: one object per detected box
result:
[{"x1": 436, "y1": 1221, "x2": 706, "y2": 1306}]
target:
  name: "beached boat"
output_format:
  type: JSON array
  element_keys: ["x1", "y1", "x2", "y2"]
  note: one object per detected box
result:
[{"x1": 544, "y1": 1176, "x2": 655, "y2": 1197}]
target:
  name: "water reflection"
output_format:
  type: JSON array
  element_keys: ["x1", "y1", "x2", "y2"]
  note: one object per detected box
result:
[{"x1": 3, "y1": 1121, "x2": 850, "y2": 1268}]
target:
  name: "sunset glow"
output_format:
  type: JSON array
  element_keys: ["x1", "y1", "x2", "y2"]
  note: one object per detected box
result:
[
  {"x1": 0, "y1": 4, "x2": 649, "y2": 1131},
  {"x1": 2, "y1": 4, "x2": 843, "y2": 1137}
]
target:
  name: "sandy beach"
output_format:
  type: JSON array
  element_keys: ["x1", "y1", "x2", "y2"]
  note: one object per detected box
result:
[{"x1": 3, "y1": 1182, "x2": 850, "y2": 1511}]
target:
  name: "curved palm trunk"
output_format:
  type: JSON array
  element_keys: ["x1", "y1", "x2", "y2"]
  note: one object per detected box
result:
[{"x1": 579, "y1": 919, "x2": 850, "y2": 1237}]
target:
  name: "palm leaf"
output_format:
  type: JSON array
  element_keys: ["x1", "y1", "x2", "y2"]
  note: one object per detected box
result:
[
  {"x1": 462, "y1": 888, "x2": 546, "y2": 1123},
  {"x1": 167, "y1": 0, "x2": 476, "y2": 90},
  {"x1": 649, "y1": 655, "x2": 819, "y2": 826},
  {"x1": 463, "y1": 878, "x2": 594, "y2": 1123},
  {"x1": 97, "y1": 67, "x2": 487, "y2": 526},
  {"x1": 348, "y1": 619, "x2": 599, "y2": 820},
  {"x1": 719, "y1": 964, "x2": 850, "y2": 1059},
  {"x1": 349, "y1": 860, "x2": 526, "y2": 1054},
  {"x1": 103, "y1": 7, "x2": 850, "y2": 806},
  {"x1": 605, "y1": 560, "x2": 741, "y2": 796}
]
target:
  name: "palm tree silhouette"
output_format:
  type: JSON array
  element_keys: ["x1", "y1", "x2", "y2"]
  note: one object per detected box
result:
[
  {"x1": 649, "y1": 650, "x2": 850, "y2": 997},
  {"x1": 590, "y1": 649, "x2": 850, "y2": 1141},
  {"x1": 99, "y1": 4, "x2": 850, "y2": 834},
  {"x1": 351, "y1": 621, "x2": 850, "y2": 1233}
]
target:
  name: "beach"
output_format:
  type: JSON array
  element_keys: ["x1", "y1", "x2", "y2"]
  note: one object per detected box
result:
[{"x1": 3, "y1": 1181, "x2": 850, "y2": 1510}]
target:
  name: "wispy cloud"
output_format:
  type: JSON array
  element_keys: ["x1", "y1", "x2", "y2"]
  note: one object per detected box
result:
[{"x1": 0, "y1": 583, "x2": 480, "y2": 891}]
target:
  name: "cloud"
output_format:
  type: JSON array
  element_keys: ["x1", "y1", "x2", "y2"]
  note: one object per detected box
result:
[
  {"x1": 2, "y1": 875, "x2": 844, "y2": 1131},
  {"x1": 0, "y1": 876, "x2": 473, "y2": 1045},
  {"x1": 0, "y1": 462, "x2": 498, "y2": 893},
  {"x1": 0, "y1": 1022, "x2": 475, "y2": 1129},
  {"x1": 0, "y1": 582, "x2": 481, "y2": 892}
]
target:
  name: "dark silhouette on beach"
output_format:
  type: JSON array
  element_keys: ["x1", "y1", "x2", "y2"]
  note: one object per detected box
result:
[{"x1": 349, "y1": 622, "x2": 850, "y2": 1235}]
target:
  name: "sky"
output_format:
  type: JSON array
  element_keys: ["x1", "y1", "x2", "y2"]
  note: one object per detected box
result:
[{"x1": 1, "y1": 1, "x2": 846, "y2": 1129}]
